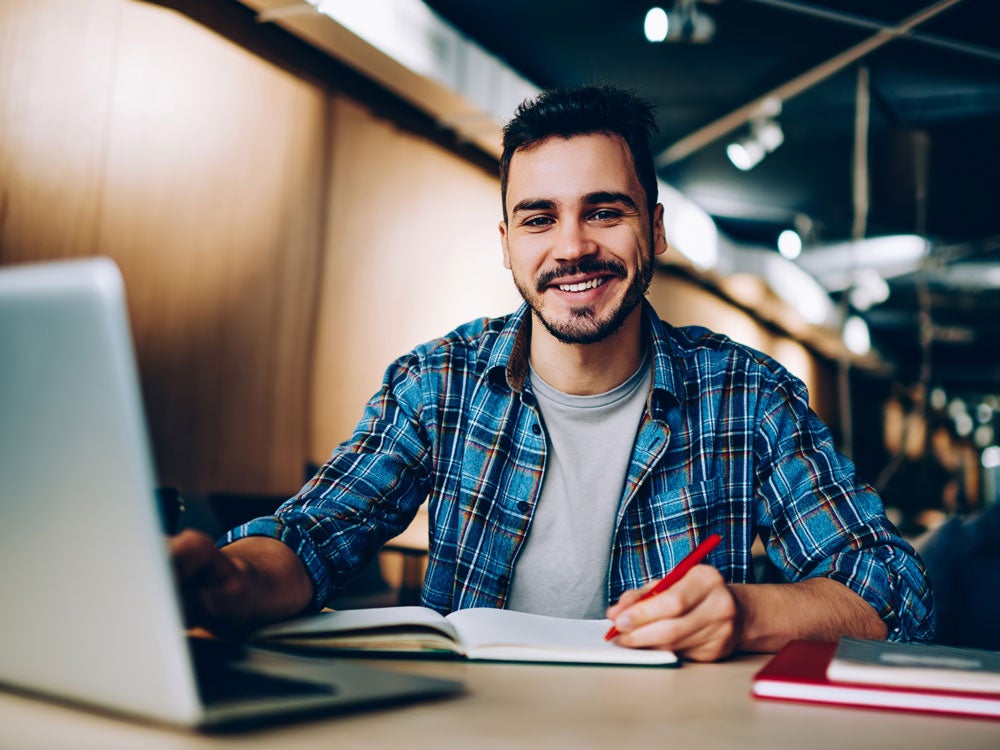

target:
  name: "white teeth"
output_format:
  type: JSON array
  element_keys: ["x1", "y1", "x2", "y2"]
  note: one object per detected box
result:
[{"x1": 557, "y1": 277, "x2": 606, "y2": 292}]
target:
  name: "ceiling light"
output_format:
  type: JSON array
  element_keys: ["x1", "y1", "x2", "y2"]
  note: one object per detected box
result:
[
  {"x1": 948, "y1": 398, "x2": 968, "y2": 420},
  {"x1": 645, "y1": 7, "x2": 669, "y2": 42},
  {"x1": 975, "y1": 425, "x2": 994, "y2": 449},
  {"x1": 727, "y1": 117, "x2": 784, "y2": 171},
  {"x1": 777, "y1": 229, "x2": 802, "y2": 259},
  {"x1": 978, "y1": 402, "x2": 995, "y2": 423},
  {"x1": 794, "y1": 234, "x2": 928, "y2": 292},
  {"x1": 955, "y1": 412, "x2": 975, "y2": 437},
  {"x1": 761, "y1": 254, "x2": 833, "y2": 325},
  {"x1": 982, "y1": 445, "x2": 1000, "y2": 469},
  {"x1": 848, "y1": 268, "x2": 890, "y2": 311},
  {"x1": 645, "y1": 2, "x2": 716, "y2": 44},
  {"x1": 843, "y1": 315, "x2": 871, "y2": 356},
  {"x1": 930, "y1": 387, "x2": 948, "y2": 411}
]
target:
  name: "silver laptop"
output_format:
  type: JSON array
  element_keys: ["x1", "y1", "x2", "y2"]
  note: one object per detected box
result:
[{"x1": 0, "y1": 257, "x2": 460, "y2": 729}]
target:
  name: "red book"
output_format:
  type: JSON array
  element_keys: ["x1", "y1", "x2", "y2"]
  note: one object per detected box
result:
[{"x1": 752, "y1": 640, "x2": 1000, "y2": 721}]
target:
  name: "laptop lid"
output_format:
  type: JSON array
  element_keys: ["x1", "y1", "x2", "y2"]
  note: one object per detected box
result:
[{"x1": 0, "y1": 257, "x2": 458, "y2": 727}]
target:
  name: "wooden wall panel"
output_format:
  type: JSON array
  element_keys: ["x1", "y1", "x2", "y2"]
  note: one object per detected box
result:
[
  {"x1": 1, "y1": 0, "x2": 328, "y2": 494},
  {"x1": 309, "y1": 95, "x2": 520, "y2": 459},
  {"x1": 0, "y1": 0, "x2": 122, "y2": 263},
  {"x1": 102, "y1": 2, "x2": 327, "y2": 494}
]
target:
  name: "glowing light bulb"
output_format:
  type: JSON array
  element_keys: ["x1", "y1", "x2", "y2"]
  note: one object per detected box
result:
[
  {"x1": 777, "y1": 230, "x2": 802, "y2": 260},
  {"x1": 843, "y1": 315, "x2": 871, "y2": 356},
  {"x1": 645, "y1": 7, "x2": 669, "y2": 42}
]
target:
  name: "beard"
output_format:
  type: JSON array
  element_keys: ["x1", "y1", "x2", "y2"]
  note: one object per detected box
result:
[{"x1": 513, "y1": 254, "x2": 654, "y2": 345}]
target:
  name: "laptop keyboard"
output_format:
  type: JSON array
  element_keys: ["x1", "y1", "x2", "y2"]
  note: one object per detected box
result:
[{"x1": 188, "y1": 637, "x2": 337, "y2": 706}]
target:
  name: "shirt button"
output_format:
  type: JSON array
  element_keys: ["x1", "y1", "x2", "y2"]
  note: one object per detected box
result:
[
  {"x1": 498, "y1": 575, "x2": 510, "y2": 588},
  {"x1": 517, "y1": 501, "x2": 530, "y2": 513},
  {"x1": 531, "y1": 423, "x2": 541, "y2": 435}
]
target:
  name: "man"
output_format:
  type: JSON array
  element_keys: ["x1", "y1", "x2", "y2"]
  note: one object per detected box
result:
[{"x1": 172, "y1": 85, "x2": 934, "y2": 662}]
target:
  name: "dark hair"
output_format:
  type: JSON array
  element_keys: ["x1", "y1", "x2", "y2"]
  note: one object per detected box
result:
[{"x1": 499, "y1": 85, "x2": 659, "y2": 222}]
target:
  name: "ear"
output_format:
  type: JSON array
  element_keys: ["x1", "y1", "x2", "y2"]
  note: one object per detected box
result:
[
  {"x1": 652, "y1": 203, "x2": 668, "y2": 257},
  {"x1": 499, "y1": 220, "x2": 512, "y2": 270}
]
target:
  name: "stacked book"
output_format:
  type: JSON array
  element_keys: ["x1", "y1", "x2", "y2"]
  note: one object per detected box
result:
[{"x1": 752, "y1": 637, "x2": 1000, "y2": 720}]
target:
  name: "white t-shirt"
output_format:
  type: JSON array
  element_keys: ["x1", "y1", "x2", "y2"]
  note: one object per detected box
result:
[{"x1": 506, "y1": 353, "x2": 651, "y2": 619}]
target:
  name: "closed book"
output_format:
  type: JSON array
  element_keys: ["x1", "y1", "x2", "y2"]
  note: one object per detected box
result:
[
  {"x1": 827, "y1": 638, "x2": 1000, "y2": 694},
  {"x1": 752, "y1": 640, "x2": 1000, "y2": 720}
]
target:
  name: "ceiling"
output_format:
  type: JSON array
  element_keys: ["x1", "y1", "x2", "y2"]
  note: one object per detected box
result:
[{"x1": 421, "y1": 0, "x2": 1000, "y2": 392}]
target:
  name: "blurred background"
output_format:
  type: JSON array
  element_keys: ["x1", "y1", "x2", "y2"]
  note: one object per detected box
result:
[{"x1": 2, "y1": 0, "x2": 997, "y2": 554}]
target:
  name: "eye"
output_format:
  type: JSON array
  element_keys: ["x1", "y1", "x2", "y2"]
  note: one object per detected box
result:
[
  {"x1": 521, "y1": 215, "x2": 555, "y2": 228},
  {"x1": 590, "y1": 208, "x2": 623, "y2": 222}
]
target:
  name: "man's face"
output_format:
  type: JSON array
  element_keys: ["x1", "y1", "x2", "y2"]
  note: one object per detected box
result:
[{"x1": 499, "y1": 134, "x2": 666, "y2": 345}]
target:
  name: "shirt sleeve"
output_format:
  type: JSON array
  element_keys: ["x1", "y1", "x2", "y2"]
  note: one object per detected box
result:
[
  {"x1": 752, "y1": 374, "x2": 936, "y2": 642},
  {"x1": 223, "y1": 351, "x2": 433, "y2": 612}
]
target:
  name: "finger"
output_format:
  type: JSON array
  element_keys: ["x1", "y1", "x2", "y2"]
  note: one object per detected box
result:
[
  {"x1": 607, "y1": 575, "x2": 672, "y2": 618},
  {"x1": 619, "y1": 615, "x2": 735, "y2": 662},
  {"x1": 611, "y1": 565, "x2": 720, "y2": 631},
  {"x1": 613, "y1": 588, "x2": 706, "y2": 647},
  {"x1": 606, "y1": 585, "x2": 651, "y2": 618},
  {"x1": 616, "y1": 591, "x2": 727, "y2": 648},
  {"x1": 666, "y1": 606, "x2": 739, "y2": 663},
  {"x1": 615, "y1": 577, "x2": 739, "y2": 660}
]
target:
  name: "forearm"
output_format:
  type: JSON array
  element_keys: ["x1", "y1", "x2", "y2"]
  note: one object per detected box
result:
[{"x1": 729, "y1": 577, "x2": 887, "y2": 653}]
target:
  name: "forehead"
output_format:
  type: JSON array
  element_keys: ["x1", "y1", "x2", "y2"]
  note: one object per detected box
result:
[{"x1": 505, "y1": 133, "x2": 643, "y2": 209}]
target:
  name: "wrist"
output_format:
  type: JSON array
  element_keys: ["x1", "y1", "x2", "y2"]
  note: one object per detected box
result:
[
  {"x1": 727, "y1": 583, "x2": 761, "y2": 653},
  {"x1": 726, "y1": 578, "x2": 889, "y2": 653}
]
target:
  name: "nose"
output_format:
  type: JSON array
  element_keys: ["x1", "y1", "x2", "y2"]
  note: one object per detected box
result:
[{"x1": 552, "y1": 219, "x2": 598, "y2": 263}]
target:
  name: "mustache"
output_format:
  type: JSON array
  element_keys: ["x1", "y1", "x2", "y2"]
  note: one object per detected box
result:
[{"x1": 535, "y1": 258, "x2": 628, "y2": 293}]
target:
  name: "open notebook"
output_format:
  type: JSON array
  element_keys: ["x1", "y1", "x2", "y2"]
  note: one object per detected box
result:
[
  {"x1": 256, "y1": 606, "x2": 679, "y2": 666},
  {"x1": 0, "y1": 257, "x2": 461, "y2": 729}
]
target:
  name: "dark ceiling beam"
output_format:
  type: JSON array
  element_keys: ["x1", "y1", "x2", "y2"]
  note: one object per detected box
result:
[
  {"x1": 744, "y1": 0, "x2": 1000, "y2": 63},
  {"x1": 655, "y1": 0, "x2": 967, "y2": 167}
]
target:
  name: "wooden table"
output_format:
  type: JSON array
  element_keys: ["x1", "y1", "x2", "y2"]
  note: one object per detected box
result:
[{"x1": 1, "y1": 654, "x2": 997, "y2": 748}]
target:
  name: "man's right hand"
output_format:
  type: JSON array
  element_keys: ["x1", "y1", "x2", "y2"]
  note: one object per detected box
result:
[{"x1": 169, "y1": 530, "x2": 313, "y2": 635}]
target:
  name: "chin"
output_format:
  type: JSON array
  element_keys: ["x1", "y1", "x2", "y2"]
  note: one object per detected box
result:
[{"x1": 542, "y1": 309, "x2": 629, "y2": 345}]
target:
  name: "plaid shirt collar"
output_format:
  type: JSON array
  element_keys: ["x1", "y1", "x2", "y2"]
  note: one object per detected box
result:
[{"x1": 485, "y1": 299, "x2": 684, "y2": 418}]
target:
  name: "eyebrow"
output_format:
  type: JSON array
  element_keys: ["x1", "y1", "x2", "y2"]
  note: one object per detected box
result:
[
  {"x1": 510, "y1": 198, "x2": 556, "y2": 215},
  {"x1": 584, "y1": 191, "x2": 638, "y2": 210},
  {"x1": 510, "y1": 192, "x2": 638, "y2": 216}
]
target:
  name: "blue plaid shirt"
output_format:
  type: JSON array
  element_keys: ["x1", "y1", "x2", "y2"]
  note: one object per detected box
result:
[{"x1": 227, "y1": 301, "x2": 934, "y2": 641}]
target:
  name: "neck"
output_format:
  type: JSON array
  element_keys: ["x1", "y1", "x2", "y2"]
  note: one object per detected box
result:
[{"x1": 528, "y1": 307, "x2": 646, "y2": 395}]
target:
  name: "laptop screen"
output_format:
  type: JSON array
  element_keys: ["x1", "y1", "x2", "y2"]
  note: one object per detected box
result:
[{"x1": 0, "y1": 258, "x2": 203, "y2": 723}]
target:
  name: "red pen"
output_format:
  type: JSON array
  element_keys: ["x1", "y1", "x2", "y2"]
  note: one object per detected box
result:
[{"x1": 604, "y1": 533, "x2": 722, "y2": 641}]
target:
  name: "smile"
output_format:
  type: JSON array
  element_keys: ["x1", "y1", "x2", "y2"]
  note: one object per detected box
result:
[{"x1": 556, "y1": 277, "x2": 607, "y2": 293}]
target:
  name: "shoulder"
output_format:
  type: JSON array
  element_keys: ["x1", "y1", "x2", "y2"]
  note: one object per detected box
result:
[
  {"x1": 646, "y1": 312, "x2": 813, "y2": 425},
  {"x1": 660, "y1": 318, "x2": 798, "y2": 387},
  {"x1": 385, "y1": 311, "x2": 518, "y2": 385},
  {"x1": 409, "y1": 312, "x2": 514, "y2": 362}
]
